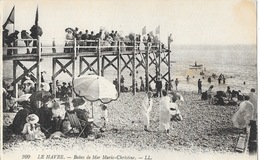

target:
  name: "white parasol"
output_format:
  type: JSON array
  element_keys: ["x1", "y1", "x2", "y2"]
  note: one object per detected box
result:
[
  {"x1": 73, "y1": 75, "x2": 118, "y2": 104},
  {"x1": 73, "y1": 75, "x2": 118, "y2": 117}
]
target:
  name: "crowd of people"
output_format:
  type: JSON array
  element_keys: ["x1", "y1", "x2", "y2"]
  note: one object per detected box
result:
[
  {"x1": 141, "y1": 90, "x2": 183, "y2": 133},
  {"x1": 2, "y1": 25, "x2": 43, "y2": 55},
  {"x1": 9, "y1": 92, "x2": 109, "y2": 140},
  {"x1": 64, "y1": 27, "x2": 162, "y2": 53}
]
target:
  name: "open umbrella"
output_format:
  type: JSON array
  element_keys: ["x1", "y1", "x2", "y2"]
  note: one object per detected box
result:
[
  {"x1": 73, "y1": 75, "x2": 118, "y2": 103},
  {"x1": 29, "y1": 90, "x2": 51, "y2": 102},
  {"x1": 73, "y1": 75, "x2": 118, "y2": 117}
]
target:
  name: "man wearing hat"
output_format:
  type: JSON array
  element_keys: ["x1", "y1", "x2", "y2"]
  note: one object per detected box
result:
[
  {"x1": 5, "y1": 30, "x2": 19, "y2": 55},
  {"x1": 68, "y1": 98, "x2": 93, "y2": 137},
  {"x1": 21, "y1": 30, "x2": 33, "y2": 54},
  {"x1": 60, "y1": 82, "x2": 68, "y2": 98},
  {"x1": 36, "y1": 95, "x2": 54, "y2": 136}
]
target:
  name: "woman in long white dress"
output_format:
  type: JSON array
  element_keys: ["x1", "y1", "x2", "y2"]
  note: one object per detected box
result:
[
  {"x1": 141, "y1": 91, "x2": 153, "y2": 132},
  {"x1": 159, "y1": 90, "x2": 171, "y2": 133}
]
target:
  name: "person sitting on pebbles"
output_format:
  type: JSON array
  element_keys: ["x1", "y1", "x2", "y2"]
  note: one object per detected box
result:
[
  {"x1": 51, "y1": 101, "x2": 65, "y2": 131},
  {"x1": 21, "y1": 114, "x2": 45, "y2": 140},
  {"x1": 67, "y1": 98, "x2": 93, "y2": 137},
  {"x1": 141, "y1": 91, "x2": 153, "y2": 132},
  {"x1": 36, "y1": 95, "x2": 54, "y2": 136}
]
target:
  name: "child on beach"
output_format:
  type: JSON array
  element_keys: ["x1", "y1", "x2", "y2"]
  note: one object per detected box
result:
[
  {"x1": 100, "y1": 104, "x2": 108, "y2": 128},
  {"x1": 159, "y1": 90, "x2": 171, "y2": 133},
  {"x1": 141, "y1": 91, "x2": 153, "y2": 132},
  {"x1": 22, "y1": 114, "x2": 45, "y2": 140}
]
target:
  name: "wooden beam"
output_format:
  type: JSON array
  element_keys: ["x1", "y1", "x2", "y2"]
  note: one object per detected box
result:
[
  {"x1": 72, "y1": 56, "x2": 76, "y2": 99},
  {"x1": 80, "y1": 57, "x2": 98, "y2": 75},
  {"x1": 13, "y1": 60, "x2": 18, "y2": 98},
  {"x1": 16, "y1": 61, "x2": 37, "y2": 82},
  {"x1": 120, "y1": 55, "x2": 133, "y2": 73},
  {"x1": 36, "y1": 36, "x2": 41, "y2": 91},
  {"x1": 53, "y1": 59, "x2": 73, "y2": 78},
  {"x1": 132, "y1": 39, "x2": 136, "y2": 95},
  {"x1": 117, "y1": 41, "x2": 121, "y2": 95},
  {"x1": 97, "y1": 39, "x2": 101, "y2": 76},
  {"x1": 103, "y1": 56, "x2": 118, "y2": 70},
  {"x1": 168, "y1": 37, "x2": 171, "y2": 84},
  {"x1": 136, "y1": 57, "x2": 145, "y2": 69},
  {"x1": 79, "y1": 57, "x2": 83, "y2": 77},
  {"x1": 52, "y1": 58, "x2": 57, "y2": 97},
  {"x1": 149, "y1": 55, "x2": 157, "y2": 66},
  {"x1": 12, "y1": 63, "x2": 38, "y2": 85},
  {"x1": 101, "y1": 55, "x2": 105, "y2": 76},
  {"x1": 161, "y1": 72, "x2": 169, "y2": 82},
  {"x1": 145, "y1": 46, "x2": 149, "y2": 92}
]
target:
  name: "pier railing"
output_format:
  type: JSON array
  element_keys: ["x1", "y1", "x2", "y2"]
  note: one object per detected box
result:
[{"x1": 3, "y1": 36, "x2": 172, "y2": 98}]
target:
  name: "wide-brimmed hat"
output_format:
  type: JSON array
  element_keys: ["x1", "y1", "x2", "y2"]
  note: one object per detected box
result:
[
  {"x1": 72, "y1": 97, "x2": 85, "y2": 107},
  {"x1": 26, "y1": 114, "x2": 39, "y2": 124}
]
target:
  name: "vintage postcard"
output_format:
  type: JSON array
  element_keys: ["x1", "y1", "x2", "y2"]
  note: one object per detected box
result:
[{"x1": 1, "y1": 0, "x2": 258, "y2": 160}]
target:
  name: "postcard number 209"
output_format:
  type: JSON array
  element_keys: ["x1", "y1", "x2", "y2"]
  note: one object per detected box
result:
[{"x1": 22, "y1": 155, "x2": 31, "y2": 159}]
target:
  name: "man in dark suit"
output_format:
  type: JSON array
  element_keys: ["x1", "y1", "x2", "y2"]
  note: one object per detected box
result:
[
  {"x1": 155, "y1": 77, "x2": 162, "y2": 97},
  {"x1": 5, "y1": 30, "x2": 19, "y2": 55}
]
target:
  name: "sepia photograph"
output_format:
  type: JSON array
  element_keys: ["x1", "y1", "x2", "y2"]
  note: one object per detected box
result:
[{"x1": 1, "y1": 0, "x2": 257, "y2": 159}]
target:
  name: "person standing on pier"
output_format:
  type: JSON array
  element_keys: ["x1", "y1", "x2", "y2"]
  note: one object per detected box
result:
[
  {"x1": 5, "y1": 30, "x2": 19, "y2": 55},
  {"x1": 30, "y1": 25, "x2": 43, "y2": 54},
  {"x1": 21, "y1": 30, "x2": 33, "y2": 54}
]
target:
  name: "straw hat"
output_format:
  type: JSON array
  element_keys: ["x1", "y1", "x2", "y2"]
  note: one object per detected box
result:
[{"x1": 26, "y1": 114, "x2": 39, "y2": 124}]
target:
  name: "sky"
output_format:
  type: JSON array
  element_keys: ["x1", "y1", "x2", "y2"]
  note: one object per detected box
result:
[{"x1": 1, "y1": 0, "x2": 257, "y2": 45}]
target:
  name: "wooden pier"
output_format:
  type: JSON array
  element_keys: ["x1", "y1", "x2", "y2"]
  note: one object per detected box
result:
[{"x1": 3, "y1": 36, "x2": 173, "y2": 98}]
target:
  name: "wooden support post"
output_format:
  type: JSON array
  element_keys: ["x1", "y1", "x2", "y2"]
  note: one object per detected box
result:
[
  {"x1": 145, "y1": 45, "x2": 149, "y2": 92},
  {"x1": 158, "y1": 42, "x2": 161, "y2": 80},
  {"x1": 79, "y1": 57, "x2": 82, "y2": 76},
  {"x1": 101, "y1": 56, "x2": 105, "y2": 76},
  {"x1": 36, "y1": 36, "x2": 41, "y2": 91},
  {"x1": 13, "y1": 60, "x2": 18, "y2": 98},
  {"x1": 168, "y1": 37, "x2": 171, "y2": 83},
  {"x1": 132, "y1": 39, "x2": 136, "y2": 95},
  {"x1": 97, "y1": 39, "x2": 101, "y2": 76},
  {"x1": 117, "y1": 41, "x2": 121, "y2": 95},
  {"x1": 74, "y1": 38, "x2": 77, "y2": 56},
  {"x1": 72, "y1": 52, "x2": 76, "y2": 99},
  {"x1": 52, "y1": 58, "x2": 57, "y2": 97}
]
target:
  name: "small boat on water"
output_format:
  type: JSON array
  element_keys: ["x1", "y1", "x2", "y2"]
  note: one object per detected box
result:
[{"x1": 189, "y1": 64, "x2": 203, "y2": 69}]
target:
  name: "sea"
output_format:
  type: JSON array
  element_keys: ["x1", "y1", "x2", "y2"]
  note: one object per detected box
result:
[{"x1": 2, "y1": 44, "x2": 257, "y2": 94}]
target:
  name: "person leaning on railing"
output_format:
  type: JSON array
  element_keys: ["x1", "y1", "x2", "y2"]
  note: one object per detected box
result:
[
  {"x1": 5, "y1": 30, "x2": 19, "y2": 55},
  {"x1": 21, "y1": 30, "x2": 33, "y2": 54}
]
